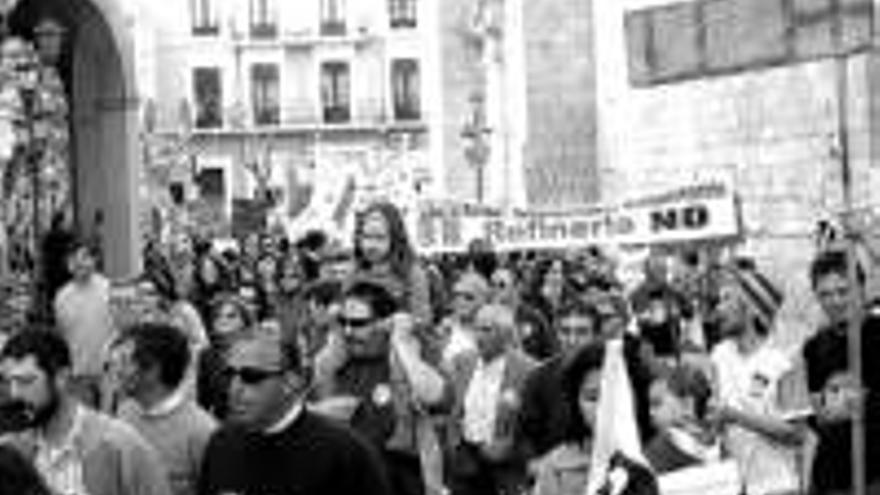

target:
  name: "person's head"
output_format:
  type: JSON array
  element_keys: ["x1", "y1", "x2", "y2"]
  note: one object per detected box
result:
[
  {"x1": 144, "y1": 260, "x2": 180, "y2": 303},
  {"x1": 111, "y1": 322, "x2": 191, "y2": 402},
  {"x1": 197, "y1": 253, "x2": 223, "y2": 288},
  {"x1": 0, "y1": 444, "x2": 52, "y2": 495},
  {"x1": 715, "y1": 265, "x2": 783, "y2": 339},
  {"x1": 648, "y1": 364, "x2": 712, "y2": 431},
  {"x1": 0, "y1": 330, "x2": 72, "y2": 430},
  {"x1": 491, "y1": 266, "x2": 520, "y2": 307},
  {"x1": 303, "y1": 279, "x2": 344, "y2": 326},
  {"x1": 557, "y1": 299, "x2": 600, "y2": 352},
  {"x1": 562, "y1": 342, "x2": 606, "y2": 441},
  {"x1": 319, "y1": 244, "x2": 356, "y2": 283},
  {"x1": 592, "y1": 292, "x2": 631, "y2": 340},
  {"x1": 255, "y1": 255, "x2": 279, "y2": 290},
  {"x1": 354, "y1": 201, "x2": 415, "y2": 276},
  {"x1": 278, "y1": 254, "x2": 306, "y2": 294},
  {"x1": 472, "y1": 304, "x2": 516, "y2": 362},
  {"x1": 451, "y1": 271, "x2": 491, "y2": 322},
  {"x1": 242, "y1": 232, "x2": 261, "y2": 260},
  {"x1": 65, "y1": 239, "x2": 97, "y2": 282},
  {"x1": 211, "y1": 295, "x2": 254, "y2": 342},
  {"x1": 643, "y1": 255, "x2": 668, "y2": 283},
  {"x1": 339, "y1": 278, "x2": 399, "y2": 358},
  {"x1": 225, "y1": 330, "x2": 307, "y2": 431},
  {"x1": 810, "y1": 249, "x2": 865, "y2": 328}
]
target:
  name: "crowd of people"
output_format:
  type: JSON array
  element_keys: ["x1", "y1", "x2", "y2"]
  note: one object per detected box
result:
[{"x1": 0, "y1": 199, "x2": 878, "y2": 495}]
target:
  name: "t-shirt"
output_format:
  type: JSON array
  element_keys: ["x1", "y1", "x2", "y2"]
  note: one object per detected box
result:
[
  {"x1": 54, "y1": 274, "x2": 115, "y2": 377},
  {"x1": 711, "y1": 339, "x2": 810, "y2": 495},
  {"x1": 197, "y1": 410, "x2": 392, "y2": 495},
  {"x1": 119, "y1": 398, "x2": 217, "y2": 495}
]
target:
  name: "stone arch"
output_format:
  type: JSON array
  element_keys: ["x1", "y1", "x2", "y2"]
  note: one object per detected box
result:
[{"x1": 11, "y1": 0, "x2": 141, "y2": 278}]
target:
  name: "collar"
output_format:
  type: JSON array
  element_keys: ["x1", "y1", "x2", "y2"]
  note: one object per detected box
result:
[
  {"x1": 477, "y1": 352, "x2": 508, "y2": 373},
  {"x1": 264, "y1": 400, "x2": 304, "y2": 435},
  {"x1": 36, "y1": 403, "x2": 84, "y2": 454},
  {"x1": 143, "y1": 389, "x2": 186, "y2": 418}
]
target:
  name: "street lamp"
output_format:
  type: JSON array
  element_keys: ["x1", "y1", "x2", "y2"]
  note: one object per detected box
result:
[{"x1": 461, "y1": 91, "x2": 491, "y2": 203}]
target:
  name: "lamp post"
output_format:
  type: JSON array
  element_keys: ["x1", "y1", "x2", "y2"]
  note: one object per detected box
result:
[{"x1": 461, "y1": 91, "x2": 490, "y2": 204}]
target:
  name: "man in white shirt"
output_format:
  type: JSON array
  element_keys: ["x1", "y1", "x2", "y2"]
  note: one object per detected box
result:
[
  {"x1": 708, "y1": 264, "x2": 811, "y2": 495},
  {"x1": 53, "y1": 240, "x2": 115, "y2": 407},
  {"x1": 447, "y1": 304, "x2": 537, "y2": 495}
]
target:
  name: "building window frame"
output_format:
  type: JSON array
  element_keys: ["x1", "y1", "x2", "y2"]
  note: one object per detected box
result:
[
  {"x1": 321, "y1": 0, "x2": 347, "y2": 36},
  {"x1": 389, "y1": 0, "x2": 417, "y2": 29},
  {"x1": 391, "y1": 59, "x2": 420, "y2": 121},
  {"x1": 250, "y1": 0, "x2": 278, "y2": 39},
  {"x1": 193, "y1": 67, "x2": 223, "y2": 129},
  {"x1": 321, "y1": 61, "x2": 351, "y2": 123},
  {"x1": 251, "y1": 63, "x2": 280, "y2": 126},
  {"x1": 191, "y1": 0, "x2": 219, "y2": 35}
]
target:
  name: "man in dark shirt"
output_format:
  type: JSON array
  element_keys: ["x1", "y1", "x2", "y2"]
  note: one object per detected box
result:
[
  {"x1": 198, "y1": 328, "x2": 391, "y2": 495},
  {"x1": 803, "y1": 250, "x2": 880, "y2": 494}
]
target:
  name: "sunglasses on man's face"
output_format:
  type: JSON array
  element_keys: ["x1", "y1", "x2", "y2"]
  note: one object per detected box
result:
[
  {"x1": 224, "y1": 366, "x2": 285, "y2": 385},
  {"x1": 338, "y1": 316, "x2": 375, "y2": 329}
]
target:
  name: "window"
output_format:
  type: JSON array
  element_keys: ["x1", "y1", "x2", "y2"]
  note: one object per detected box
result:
[
  {"x1": 250, "y1": 0, "x2": 277, "y2": 38},
  {"x1": 191, "y1": 0, "x2": 218, "y2": 35},
  {"x1": 391, "y1": 59, "x2": 420, "y2": 121},
  {"x1": 389, "y1": 0, "x2": 417, "y2": 28},
  {"x1": 251, "y1": 64, "x2": 280, "y2": 126},
  {"x1": 321, "y1": 0, "x2": 346, "y2": 36},
  {"x1": 193, "y1": 68, "x2": 223, "y2": 128},
  {"x1": 626, "y1": 0, "x2": 874, "y2": 86},
  {"x1": 321, "y1": 62, "x2": 350, "y2": 123}
]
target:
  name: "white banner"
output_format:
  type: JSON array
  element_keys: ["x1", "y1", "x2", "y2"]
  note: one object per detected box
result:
[{"x1": 413, "y1": 181, "x2": 739, "y2": 253}]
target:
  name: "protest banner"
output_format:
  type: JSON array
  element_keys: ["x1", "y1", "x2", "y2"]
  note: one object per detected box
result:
[{"x1": 413, "y1": 181, "x2": 740, "y2": 253}]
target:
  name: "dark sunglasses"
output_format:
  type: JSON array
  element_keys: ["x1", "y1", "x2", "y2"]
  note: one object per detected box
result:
[
  {"x1": 224, "y1": 366, "x2": 285, "y2": 385},
  {"x1": 338, "y1": 316, "x2": 375, "y2": 329}
]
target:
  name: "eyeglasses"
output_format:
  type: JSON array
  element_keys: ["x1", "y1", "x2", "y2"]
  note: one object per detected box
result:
[
  {"x1": 224, "y1": 366, "x2": 285, "y2": 385},
  {"x1": 338, "y1": 316, "x2": 375, "y2": 329},
  {"x1": 454, "y1": 292, "x2": 477, "y2": 301}
]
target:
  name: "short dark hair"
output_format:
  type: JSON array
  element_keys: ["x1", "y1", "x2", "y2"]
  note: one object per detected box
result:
[
  {"x1": 558, "y1": 298, "x2": 599, "y2": 323},
  {"x1": 0, "y1": 330, "x2": 71, "y2": 378},
  {"x1": 121, "y1": 322, "x2": 191, "y2": 389},
  {"x1": 343, "y1": 278, "x2": 399, "y2": 320},
  {"x1": 233, "y1": 327, "x2": 304, "y2": 374},
  {"x1": 655, "y1": 364, "x2": 712, "y2": 421},
  {"x1": 810, "y1": 249, "x2": 865, "y2": 289}
]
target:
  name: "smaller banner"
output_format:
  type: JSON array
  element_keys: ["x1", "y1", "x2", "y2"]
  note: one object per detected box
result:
[{"x1": 413, "y1": 181, "x2": 739, "y2": 253}]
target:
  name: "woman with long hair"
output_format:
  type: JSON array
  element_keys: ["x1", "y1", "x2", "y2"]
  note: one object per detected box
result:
[
  {"x1": 197, "y1": 294, "x2": 255, "y2": 419},
  {"x1": 353, "y1": 201, "x2": 433, "y2": 325}
]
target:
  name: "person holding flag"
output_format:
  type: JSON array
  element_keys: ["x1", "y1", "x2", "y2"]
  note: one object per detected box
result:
[{"x1": 708, "y1": 263, "x2": 812, "y2": 495}]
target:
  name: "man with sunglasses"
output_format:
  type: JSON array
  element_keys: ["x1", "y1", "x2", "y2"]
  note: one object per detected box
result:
[
  {"x1": 197, "y1": 327, "x2": 392, "y2": 495},
  {"x1": 312, "y1": 277, "x2": 451, "y2": 495}
]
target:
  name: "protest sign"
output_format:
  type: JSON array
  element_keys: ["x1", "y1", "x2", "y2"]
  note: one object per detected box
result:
[{"x1": 413, "y1": 181, "x2": 739, "y2": 253}]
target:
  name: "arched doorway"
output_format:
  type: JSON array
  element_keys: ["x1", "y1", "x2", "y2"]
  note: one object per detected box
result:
[{"x1": 8, "y1": 0, "x2": 140, "y2": 280}]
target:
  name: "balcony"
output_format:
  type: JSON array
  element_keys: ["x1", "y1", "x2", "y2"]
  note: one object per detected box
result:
[
  {"x1": 320, "y1": 20, "x2": 346, "y2": 36},
  {"x1": 191, "y1": 99, "x2": 426, "y2": 136},
  {"x1": 250, "y1": 22, "x2": 277, "y2": 39}
]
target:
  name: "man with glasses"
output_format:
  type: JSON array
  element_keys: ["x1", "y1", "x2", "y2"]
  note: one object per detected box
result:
[
  {"x1": 312, "y1": 277, "x2": 450, "y2": 495},
  {"x1": 197, "y1": 327, "x2": 391, "y2": 495}
]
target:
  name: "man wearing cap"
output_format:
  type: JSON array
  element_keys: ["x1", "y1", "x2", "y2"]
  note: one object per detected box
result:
[{"x1": 708, "y1": 264, "x2": 811, "y2": 495}]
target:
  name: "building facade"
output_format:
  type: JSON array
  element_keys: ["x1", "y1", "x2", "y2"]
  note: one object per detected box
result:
[
  {"x1": 142, "y1": 0, "x2": 439, "y2": 240},
  {"x1": 594, "y1": 0, "x2": 880, "y2": 349}
]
